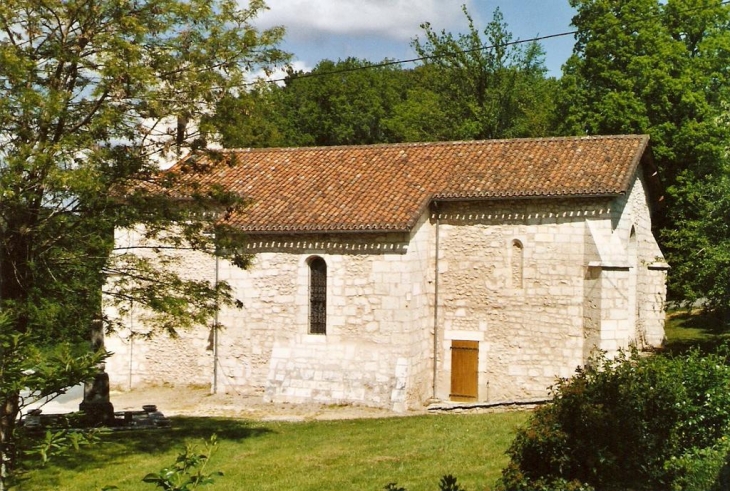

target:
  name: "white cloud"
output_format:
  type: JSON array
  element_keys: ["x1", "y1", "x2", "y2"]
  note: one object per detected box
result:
[{"x1": 256, "y1": 0, "x2": 474, "y2": 41}]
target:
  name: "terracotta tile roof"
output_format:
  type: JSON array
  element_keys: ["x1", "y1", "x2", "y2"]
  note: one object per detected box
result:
[{"x1": 176, "y1": 135, "x2": 650, "y2": 233}]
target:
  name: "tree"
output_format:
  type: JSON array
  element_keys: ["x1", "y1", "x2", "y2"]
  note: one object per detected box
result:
[
  {"x1": 211, "y1": 57, "x2": 412, "y2": 148},
  {"x1": 275, "y1": 57, "x2": 411, "y2": 146},
  {"x1": 211, "y1": 7, "x2": 558, "y2": 149},
  {"x1": 208, "y1": 80, "x2": 288, "y2": 149},
  {"x1": 407, "y1": 6, "x2": 557, "y2": 141},
  {"x1": 662, "y1": 167, "x2": 730, "y2": 319},
  {"x1": 0, "y1": 0, "x2": 288, "y2": 486},
  {"x1": 557, "y1": 0, "x2": 730, "y2": 315}
]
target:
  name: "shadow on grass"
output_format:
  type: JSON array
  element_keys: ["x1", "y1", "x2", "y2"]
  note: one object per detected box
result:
[
  {"x1": 42, "y1": 416, "x2": 273, "y2": 474},
  {"x1": 118, "y1": 416, "x2": 273, "y2": 450},
  {"x1": 663, "y1": 309, "x2": 730, "y2": 356}
]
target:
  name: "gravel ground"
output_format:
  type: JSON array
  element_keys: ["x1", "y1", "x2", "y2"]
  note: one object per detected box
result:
[
  {"x1": 109, "y1": 385, "x2": 426, "y2": 421},
  {"x1": 29, "y1": 384, "x2": 535, "y2": 421}
]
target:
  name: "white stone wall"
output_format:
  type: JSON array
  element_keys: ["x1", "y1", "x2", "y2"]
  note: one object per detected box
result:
[
  {"x1": 105, "y1": 227, "x2": 217, "y2": 391},
  {"x1": 583, "y1": 171, "x2": 667, "y2": 355},
  {"x1": 237, "y1": 215, "x2": 435, "y2": 411},
  {"x1": 432, "y1": 172, "x2": 666, "y2": 403},
  {"x1": 627, "y1": 173, "x2": 668, "y2": 347},
  {"x1": 433, "y1": 199, "x2": 600, "y2": 402},
  {"x1": 104, "y1": 172, "x2": 666, "y2": 409},
  {"x1": 106, "y1": 218, "x2": 436, "y2": 410}
]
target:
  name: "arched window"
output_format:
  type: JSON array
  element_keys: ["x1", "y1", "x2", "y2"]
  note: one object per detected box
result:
[
  {"x1": 511, "y1": 240, "x2": 524, "y2": 289},
  {"x1": 308, "y1": 257, "x2": 327, "y2": 334}
]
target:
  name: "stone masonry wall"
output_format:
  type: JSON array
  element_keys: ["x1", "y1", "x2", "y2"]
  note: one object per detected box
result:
[
  {"x1": 433, "y1": 198, "x2": 604, "y2": 402},
  {"x1": 106, "y1": 221, "x2": 436, "y2": 410},
  {"x1": 234, "y1": 217, "x2": 434, "y2": 411},
  {"x1": 627, "y1": 172, "x2": 668, "y2": 347},
  {"x1": 104, "y1": 227, "x2": 217, "y2": 391},
  {"x1": 584, "y1": 171, "x2": 667, "y2": 355},
  {"x1": 104, "y1": 172, "x2": 666, "y2": 409}
]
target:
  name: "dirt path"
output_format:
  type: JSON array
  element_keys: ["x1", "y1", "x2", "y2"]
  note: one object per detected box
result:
[{"x1": 110, "y1": 385, "x2": 427, "y2": 421}]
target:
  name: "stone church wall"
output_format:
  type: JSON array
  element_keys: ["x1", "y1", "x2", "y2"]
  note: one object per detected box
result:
[
  {"x1": 104, "y1": 228, "x2": 217, "y2": 391},
  {"x1": 432, "y1": 171, "x2": 665, "y2": 403},
  {"x1": 240, "y1": 212, "x2": 435, "y2": 410},
  {"x1": 433, "y1": 198, "x2": 603, "y2": 402},
  {"x1": 104, "y1": 173, "x2": 666, "y2": 410},
  {"x1": 106, "y1": 216, "x2": 437, "y2": 411}
]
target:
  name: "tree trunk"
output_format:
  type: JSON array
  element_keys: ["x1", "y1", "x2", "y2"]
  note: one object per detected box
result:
[
  {"x1": 0, "y1": 394, "x2": 20, "y2": 491},
  {"x1": 0, "y1": 219, "x2": 37, "y2": 490}
]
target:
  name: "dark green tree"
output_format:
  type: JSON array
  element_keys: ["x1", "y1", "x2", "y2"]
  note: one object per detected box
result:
[
  {"x1": 209, "y1": 80, "x2": 287, "y2": 149},
  {"x1": 277, "y1": 57, "x2": 410, "y2": 147},
  {"x1": 211, "y1": 7, "x2": 557, "y2": 149},
  {"x1": 0, "y1": 0, "x2": 287, "y2": 485},
  {"x1": 662, "y1": 168, "x2": 730, "y2": 319},
  {"x1": 212, "y1": 57, "x2": 411, "y2": 148},
  {"x1": 557, "y1": 0, "x2": 730, "y2": 316}
]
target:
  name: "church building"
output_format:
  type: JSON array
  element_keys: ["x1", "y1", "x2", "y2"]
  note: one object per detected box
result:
[{"x1": 105, "y1": 135, "x2": 668, "y2": 411}]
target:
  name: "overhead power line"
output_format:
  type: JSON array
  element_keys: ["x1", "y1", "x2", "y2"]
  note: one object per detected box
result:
[
  {"x1": 251, "y1": 30, "x2": 577, "y2": 86},
  {"x1": 252, "y1": 0, "x2": 730, "y2": 86}
]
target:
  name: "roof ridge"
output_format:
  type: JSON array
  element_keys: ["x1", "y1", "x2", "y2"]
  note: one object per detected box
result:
[{"x1": 217, "y1": 134, "x2": 649, "y2": 154}]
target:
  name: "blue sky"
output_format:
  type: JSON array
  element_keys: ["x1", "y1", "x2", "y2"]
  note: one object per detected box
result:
[{"x1": 255, "y1": 1, "x2": 578, "y2": 78}]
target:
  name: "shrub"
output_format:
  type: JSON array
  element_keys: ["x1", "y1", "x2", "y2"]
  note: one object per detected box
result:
[
  {"x1": 383, "y1": 474, "x2": 467, "y2": 491},
  {"x1": 498, "y1": 347, "x2": 730, "y2": 491},
  {"x1": 664, "y1": 438, "x2": 730, "y2": 491}
]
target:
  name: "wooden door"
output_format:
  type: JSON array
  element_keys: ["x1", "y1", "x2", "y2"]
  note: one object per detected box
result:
[{"x1": 450, "y1": 340, "x2": 479, "y2": 402}]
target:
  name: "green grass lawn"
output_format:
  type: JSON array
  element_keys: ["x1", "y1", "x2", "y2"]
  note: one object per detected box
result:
[
  {"x1": 21, "y1": 309, "x2": 730, "y2": 491},
  {"x1": 663, "y1": 308, "x2": 730, "y2": 355},
  {"x1": 22, "y1": 411, "x2": 528, "y2": 491}
]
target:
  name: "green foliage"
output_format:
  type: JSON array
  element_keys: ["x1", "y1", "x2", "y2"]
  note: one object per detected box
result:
[
  {"x1": 1, "y1": 332, "x2": 107, "y2": 406},
  {"x1": 384, "y1": 474, "x2": 467, "y2": 491},
  {"x1": 142, "y1": 435, "x2": 222, "y2": 491},
  {"x1": 663, "y1": 169, "x2": 730, "y2": 321},
  {"x1": 497, "y1": 466, "x2": 595, "y2": 491},
  {"x1": 498, "y1": 348, "x2": 730, "y2": 491},
  {"x1": 408, "y1": 6, "x2": 557, "y2": 141},
  {"x1": 282, "y1": 58, "x2": 410, "y2": 146},
  {"x1": 560, "y1": 0, "x2": 730, "y2": 180},
  {"x1": 25, "y1": 429, "x2": 101, "y2": 466},
  {"x1": 0, "y1": 0, "x2": 287, "y2": 486},
  {"x1": 212, "y1": 7, "x2": 558, "y2": 148},
  {"x1": 437, "y1": 474, "x2": 466, "y2": 491},
  {"x1": 558, "y1": 0, "x2": 730, "y2": 313},
  {"x1": 209, "y1": 82, "x2": 287, "y2": 148},
  {"x1": 0, "y1": 313, "x2": 108, "y2": 487},
  {"x1": 664, "y1": 438, "x2": 730, "y2": 491}
]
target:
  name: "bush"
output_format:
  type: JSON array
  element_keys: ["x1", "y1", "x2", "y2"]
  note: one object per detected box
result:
[
  {"x1": 384, "y1": 474, "x2": 466, "y2": 491},
  {"x1": 498, "y1": 347, "x2": 730, "y2": 491},
  {"x1": 664, "y1": 439, "x2": 730, "y2": 491}
]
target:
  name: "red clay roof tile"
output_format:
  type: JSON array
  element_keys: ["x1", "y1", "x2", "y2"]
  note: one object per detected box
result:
[{"x1": 175, "y1": 135, "x2": 650, "y2": 233}]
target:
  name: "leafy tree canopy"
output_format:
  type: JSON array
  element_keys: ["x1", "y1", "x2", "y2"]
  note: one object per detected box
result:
[
  {"x1": 557, "y1": 0, "x2": 730, "y2": 315},
  {"x1": 409, "y1": 6, "x2": 557, "y2": 141},
  {"x1": 0, "y1": 0, "x2": 287, "y2": 485},
  {"x1": 213, "y1": 57, "x2": 411, "y2": 148},
  {"x1": 212, "y1": 6, "x2": 558, "y2": 149}
]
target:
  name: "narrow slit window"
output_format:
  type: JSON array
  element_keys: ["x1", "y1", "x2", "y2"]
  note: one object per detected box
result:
[
  {"x1": 309, "y1": 257, "x2": 327, "y2": 334},
  {"x1": 512, "y1": 240, "x2": 524, "y2": 288}
]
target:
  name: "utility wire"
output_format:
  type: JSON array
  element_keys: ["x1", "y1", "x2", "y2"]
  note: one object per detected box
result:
[
  {"x1": 253, "y1": 0, "x2": 730, "y2": 86},
  {"x1": 255, "y1": 30, "x2": 578, "y2": 85}
]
